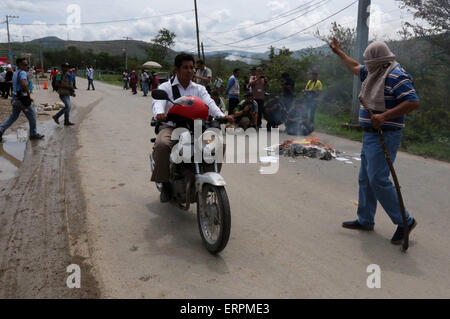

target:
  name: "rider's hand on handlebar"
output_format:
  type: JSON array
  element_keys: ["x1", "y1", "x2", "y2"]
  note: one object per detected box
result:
[{"x1": 156, "y1": 113, "x2": 168, "y2": 122}]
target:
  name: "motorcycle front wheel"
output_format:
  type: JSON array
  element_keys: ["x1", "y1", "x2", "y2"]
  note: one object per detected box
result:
[{"x1": 197, "y1": 184, "x2": 231, "y2": 254}]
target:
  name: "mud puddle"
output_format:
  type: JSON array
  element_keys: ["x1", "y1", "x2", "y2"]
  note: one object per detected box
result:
[
  {"x1": 0, "y1": 132, "x2": 27, "y2": 181},
  {"x1": 0, "y1": 119, "x2": 56, "y2": 181}
]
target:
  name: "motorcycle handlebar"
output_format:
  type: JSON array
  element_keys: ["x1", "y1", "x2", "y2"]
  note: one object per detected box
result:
[{"x1": 151, "y1": 116, "x2": 229, "y2": 126}]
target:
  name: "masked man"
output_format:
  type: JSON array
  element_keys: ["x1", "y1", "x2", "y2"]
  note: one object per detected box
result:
[{"x1": 330, "y1": 38, "x2": 419, "y2": 245}]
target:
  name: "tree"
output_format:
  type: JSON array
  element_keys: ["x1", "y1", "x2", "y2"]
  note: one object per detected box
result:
[
  {"x1": 264, "y1": 47, "x2": 313, "y2": 97},
  {"x1": 268, "y1": 46, "x2": 293, "y2": 62},
  {"x1": 315, "y1": 22, "x2": 355, "y2": 53},
  {"x1": 146, "y1": 28, "x2": 176, "y2": 66},
  {"x1": 397, "y1": 0, "x2": 450, "y2": 53},
  {"x1": 397, "y1": 0, "x2": 449, "y2": 36}
]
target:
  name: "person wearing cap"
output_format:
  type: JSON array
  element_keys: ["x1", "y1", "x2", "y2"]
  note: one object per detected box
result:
[
  {"x1": 303, "y1": 71, "x2": 322, "y2": 125},
  {"x1": 248, "y1": 67, "x2": 268, "y2": 128},
  {"x1": 330, "y1": 37, "x2": 418, "y2": 244},
  {"x1": 52, "y1": 62, "x2": 75, "y2": 126},
  {"x1": 0, "y1": 58, "x2": 44, "y2": 142}
]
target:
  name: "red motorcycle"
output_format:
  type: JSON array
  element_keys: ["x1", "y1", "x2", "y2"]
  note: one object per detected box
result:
[{"x1": 150, "y1": 90, "x2": 231, "y2": 254}]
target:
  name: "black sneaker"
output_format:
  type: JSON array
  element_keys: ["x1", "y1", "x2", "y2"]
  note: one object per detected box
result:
[
  {"x1": 64, "y1": 122, "x2": 75, "y2": 126},
  {"x1": 160, "y1": 183, "x2": 172, "y2": 203},
  {"x1": 342, "y1": 220, "x2": 374, "y2": 231},
  {"x1": 391, "y1": 218, "x2": 417, "y2": 245},
  {"x1": 52, "y1": 115, "x2": 60, "y2": 124},
  {"x1": 0, "y1": 130, "x2": 3, "y2": 142},
  {"x1": 30, "y1": 133, "x2": 45, "y2": 140}
]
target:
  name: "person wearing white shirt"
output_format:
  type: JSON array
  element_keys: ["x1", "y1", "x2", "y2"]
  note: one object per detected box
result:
[
  {"x1": 151, "y1": 53, "x2": 233, "y2": 202},
  {"x1": 86, "y1": 66, "x2": 95, "y2": 90}
]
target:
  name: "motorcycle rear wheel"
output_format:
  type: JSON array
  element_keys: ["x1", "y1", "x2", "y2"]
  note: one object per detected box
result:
[{"x1": 197, "y1": 184, "x2": 231, "y2": 254}]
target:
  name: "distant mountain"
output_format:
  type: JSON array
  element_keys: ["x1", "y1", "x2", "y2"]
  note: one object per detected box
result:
[
  {"x1": 0, "y1": 36, "x2": 330, "y2": 66},
  {"x1": 0, "y1": 36, "x2": 163, "y2": 61}
]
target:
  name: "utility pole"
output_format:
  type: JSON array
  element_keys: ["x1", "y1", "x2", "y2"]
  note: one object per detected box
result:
[
  {"x1": 39, "y1": 40, "x2": 44, "y2": 75},
  {"x1": 6, "y1": 15, "x2": 19, "y2": 64},
  {"x1": 123, "y1": 36, "x2": 131, "y2": 70},
  {"x1": 349, "y1": 0, "x2": 371, "y2": 126},
  {"x1": 194, "y1": 0, "x2": 201, "y2": 60},
  {"x1": 201, "y1": 42, "x2": 205, "y2": 62}
]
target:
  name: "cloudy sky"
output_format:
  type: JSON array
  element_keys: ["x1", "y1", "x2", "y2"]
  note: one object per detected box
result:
[{"x1": 1, "y1": 0, "x2": 419, "y2": 53}]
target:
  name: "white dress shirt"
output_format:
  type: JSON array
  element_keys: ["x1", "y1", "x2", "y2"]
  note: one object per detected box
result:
[{"x1": 152, "y1": 75, "x2": 225, "y2": 125}]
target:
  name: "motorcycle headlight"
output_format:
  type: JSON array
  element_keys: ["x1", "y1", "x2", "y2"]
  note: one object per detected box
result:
[{"x1": 202, "y1": 135, "x2": 216, "y2": 144}]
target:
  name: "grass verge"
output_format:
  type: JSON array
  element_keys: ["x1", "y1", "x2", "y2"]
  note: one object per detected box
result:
[{"x1": 315, "y1": 111, "x2": 449, "y2": 162}]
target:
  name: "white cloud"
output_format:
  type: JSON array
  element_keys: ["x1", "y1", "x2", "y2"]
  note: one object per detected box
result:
[
  {"x1": 4, "y1": 0, "x2": 40, "y2": 13},
  {"x1": 267, "y1": 1, "x2": 290, "y2": 14},
  {"x1": 0, "y1": 0, "x2": 420, "y2": 52}
]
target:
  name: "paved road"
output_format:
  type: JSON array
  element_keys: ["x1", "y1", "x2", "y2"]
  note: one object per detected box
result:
[{"x1": 1, "y1": 79, "x2": 449, "y2": 298}]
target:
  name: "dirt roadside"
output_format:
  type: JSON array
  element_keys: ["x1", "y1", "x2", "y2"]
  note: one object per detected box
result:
[{"x1": 0, "y1": 88, "x2": 102, "y2": 298}]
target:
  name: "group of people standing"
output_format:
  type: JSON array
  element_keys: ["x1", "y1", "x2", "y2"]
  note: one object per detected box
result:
[
  {"x1": 122, "y1": 70, "x2": 159, "y2": 96},
  {"x1": 1, "y1": 64, "x2": 37, "y2": 99},
  {"x1": 222, "y1": 66, "x2": 323, "y2": 135},
  {"x1": 50, "y1": 66, "x2": 79, "y2": 92}
]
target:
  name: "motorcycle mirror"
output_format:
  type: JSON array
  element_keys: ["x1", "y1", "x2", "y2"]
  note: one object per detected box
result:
[{"x1": 151, "y1": 89, "x2": 170, "y2": 101}]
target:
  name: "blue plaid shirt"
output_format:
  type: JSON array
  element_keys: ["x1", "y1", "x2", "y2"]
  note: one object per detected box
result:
[{"x1": 359, "y1": 64, "x2": 419, "y2": 129}]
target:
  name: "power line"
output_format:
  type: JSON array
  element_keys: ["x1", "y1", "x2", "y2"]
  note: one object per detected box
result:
[
  {"x1": 202, "y1": 0, "x2": 330, "y2": 47},
  {"x1": 223, "y1": 0, "x2": 359, "y2": 49},
  {"x1": 10, "y1": 9, "x2": 193, "y2": 26},
  {"x1": 204, "y1": 0, "x2": 322, "y2": 35}
]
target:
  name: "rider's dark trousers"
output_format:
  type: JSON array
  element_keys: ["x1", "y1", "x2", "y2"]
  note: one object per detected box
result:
[{"x1": 151, "y1": 127, "x2": 176, "y2": 183}]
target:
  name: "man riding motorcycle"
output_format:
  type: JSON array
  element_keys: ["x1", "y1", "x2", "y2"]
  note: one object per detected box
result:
[{"x1": 151, "y1": 53, "x2": 234, "y2": 202}]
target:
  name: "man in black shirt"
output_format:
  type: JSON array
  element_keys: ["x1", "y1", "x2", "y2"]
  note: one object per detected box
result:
[
  {"x1": 281, "y1": 72, "x2": 295, "y2": 108},
  {"x1": 2, "y1": 67, "x2": 13, "y2": 98}
]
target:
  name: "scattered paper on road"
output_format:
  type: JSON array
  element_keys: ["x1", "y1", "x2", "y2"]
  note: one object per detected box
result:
[{"x1": 260, "y1": 156, "x2": 279, "y2": 163}]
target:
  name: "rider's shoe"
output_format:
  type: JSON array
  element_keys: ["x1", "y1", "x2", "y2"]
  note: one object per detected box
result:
[{"x1": 160, "y1": 183, "x2": 172, "y2": 203}]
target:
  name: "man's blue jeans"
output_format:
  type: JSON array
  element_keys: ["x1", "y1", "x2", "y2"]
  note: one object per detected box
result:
[
  {"x1": 88, "y1": 78, "x2": 95, "y2": 90},
  {"x1": 0, "y1": 99, "x2": 37, "y2": 136},
  {"x1": 55, "y1": 95, "x2": 71, "y2": 123},
  {"x1": 357, "y1": 130, "x2": 414, "y2": 227},
  {"x1": 142, "y1": 82, "x2": 149, "y2": 96}
]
